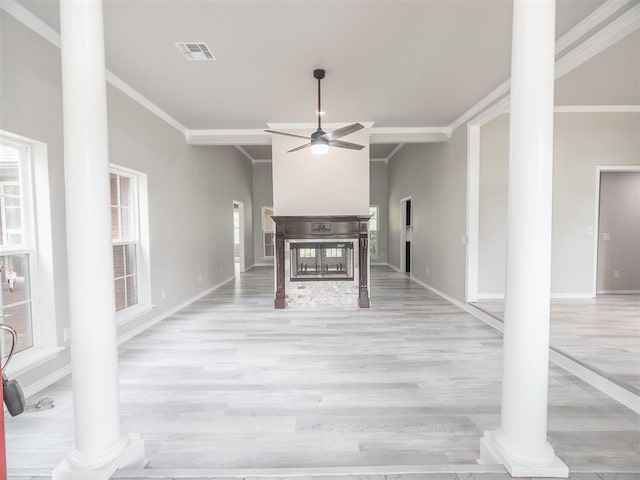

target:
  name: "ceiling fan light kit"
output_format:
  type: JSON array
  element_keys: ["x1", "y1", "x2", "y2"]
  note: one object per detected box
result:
[{"x1": 266, "y1": 68, "x2": 365, "y2": 156}]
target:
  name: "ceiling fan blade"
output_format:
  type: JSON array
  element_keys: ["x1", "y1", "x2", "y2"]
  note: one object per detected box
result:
[
  {"x1": 322, "y1": 123, "x2": 364, "y2": 141},
  {"x1": 265, "y1": 130, "x2": 311, "y2": 140},
  {"x1": 287, "y1": 143, "x2": 312, "y2": 153},
  {"x1": 329, "y1": 139, "x2": 365, "y2": 151}
]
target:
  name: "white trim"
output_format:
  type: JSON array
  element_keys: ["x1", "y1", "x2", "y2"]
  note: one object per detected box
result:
[
  {"x1": 21, "y1": 363, "x2": 71, "y2": 400},
  {"x1": 0, "y1": 0, "x2": 189, "y2": 137},
  {"x1": 551, "y1": 292, "x2": 596, "y2": 299},
  {"x1": 252, "y1": 159, "x2": 272, "y2": 164},
  {"x1": 476, "y1": 293, "x2": 596, "y2": 300},
  {"x1": 592, "y1": 165, "x2": 640, "y2": 296},
  {"x1": 385, "y1": 143, "x2": 406, "y2": 163},
  {"x1": 251, "y1": 262, "x2": 274, "y2": 267},
  {"x1": 549, "y1": 349, "x2": 640, "y2": 414},
  {"x1": 105, "y1": 72, "x2": 188, "y2": 136},
  {"x1": 233, "y1": 200, "x2": 246, "y2": 273},
  {"x1": 597, "y1": 290, "x2": 640, "y2": 294},
  {"x1": 476, "y1": 293, "x2": 505, "y2": 300},
  {"x1": 465, "y1": 124, "x2": 480, "y2": 303},
  {"x1": 555, "y1": 3, "x2": 640, "y2": 79},
  {"x1": 555, "y1": 105, "x2": 640, "y2": 113},
  {"x1": 117, "y1": 276, "x2": 235, "y2": 346},
  {"x1": 235, "y1": 145, "x2": 256, "y2": 164},
  {"x1": 116, "y1": 304, "x2": 154, "y2": 327},
  {"x1": 0, "y1": 0, "x2": 60, "y2": 48},
  {"x1": 266, "y1": 121, "x2": 375, "y2": 130},
  {"x1": 4, "y1": 346, "x2": 64, "y2": 378},
  {"x1": 555, "y1": 0, "x2": 634, "y2": 55},
  {"x1": 370, "y1": 126, "x2": 450, "y2": 136},
  {"x1": 370, "y1": 158, "x2": 388, "y2": 163},
  {"x1": 449, "y1": 80, "x2": 511, "y2": 132},
  {"x1": 450, "y1": 1, "x2": 640, "y2": 133}
]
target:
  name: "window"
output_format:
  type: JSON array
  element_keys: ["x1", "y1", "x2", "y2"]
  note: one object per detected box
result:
[
  {"x1": 369, "y1": 206, "x2": 379, "y2": 258},
  {"x1": 110, "y1": 167, "x2": 140, "y2": 313},
  {"x1": 0, "y1": 141, "x2": 35, "y2": 355},
  {"x1": 298, "y1": 248, "x2": 316, "y2": 258},
  {"x1": 262, "y1": 207, "x2": 275, "y2": 258}
]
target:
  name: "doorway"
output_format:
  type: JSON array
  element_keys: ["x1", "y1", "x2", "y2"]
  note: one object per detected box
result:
[
  {"x1": 595, "y1": 170, "x2": 640, "y2": 295},
  {"x1": 233, "y1": 201, "x2": 245, "y2": 274},
  {"x1": 400, "y1": 196, "x2": 412, "y2": 275}
]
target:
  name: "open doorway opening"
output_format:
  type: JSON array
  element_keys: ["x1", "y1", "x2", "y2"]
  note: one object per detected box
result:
[
  {"x1": 233, "y1": 200, "x2": 245, "y2": 276},
  {"x1": 400, "y1": 196, "x2": 412, "y2": 275},
  {"x1": 595, "y1": 170, "x2": 640, "y2": 295}
]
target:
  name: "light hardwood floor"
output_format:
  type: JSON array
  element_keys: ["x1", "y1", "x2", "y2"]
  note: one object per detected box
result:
[
  {"x1": 473, "y1": 296, "x2": 640, "y2": 393},
  {"x1": 5, "y1": 266, "x2": 640, "y2": 478}
]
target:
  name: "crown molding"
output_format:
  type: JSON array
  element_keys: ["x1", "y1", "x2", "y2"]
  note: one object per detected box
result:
[
  {"x1": 370, "y1": 127, "x2": 450, "y2": 144},
  {"x1": 555, "y1": 2, "x2": 640, "y2": 79},
  {"x1": 555, "y1": 0, "x2": 634, "y2": 55},
  {"x1": 234, "y1": 146, "x2": 256, "y2": 165},
  {"x1": 0, "y1": 0, "x2": 189, "y2": 137},
  {"x1": 449, "y1": 0, "x2": 640, "y2": 133},
  {"x1": 555, "y1": 105, "x2": 640, "y2": 113},
  {"x1": 265, "y1": 121, "x2": 376, "y2": 130},
  {"x1": 105, "y1": 72, "x2": 188, "y2": 136},
  {"x1": 187, "y1": 129, "x2": 272, "y2": 145}
]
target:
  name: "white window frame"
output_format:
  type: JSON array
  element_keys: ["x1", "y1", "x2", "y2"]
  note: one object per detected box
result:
[
  {"x1": 110, "y1": 164, "x2": 152, "y2": 325},
  {"x1": 369, "y1": 205, "x2": 379, "y2": 259},
  {"x1": 0, "y1": 131, "x2": 61, "y2": 375},
  {"x1": 262, "y1": 206, "x2": 275, "y2": 259}
]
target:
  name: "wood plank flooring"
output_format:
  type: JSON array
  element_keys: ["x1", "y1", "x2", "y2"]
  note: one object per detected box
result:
[
  {"x1": 4, "y1": 266, "x2": 640, "y2": 477},
  {"x1": 473, "y1": 296, "x2": 640, "y2": 392}
]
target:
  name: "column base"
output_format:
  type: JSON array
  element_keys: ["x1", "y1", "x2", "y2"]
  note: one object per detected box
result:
[
  {"x1": 52, "y1": 433, "x2": 146, "y2": 480},
  {"x1": 480, "y1": 430, "x2": 568, "y2": 478}
]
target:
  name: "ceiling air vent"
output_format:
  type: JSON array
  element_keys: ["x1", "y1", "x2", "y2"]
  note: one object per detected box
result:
[{"x1": 175, "y1": 42, "x2": 216, "y2": 61}]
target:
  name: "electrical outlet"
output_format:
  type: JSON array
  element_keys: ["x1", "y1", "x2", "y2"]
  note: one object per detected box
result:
[
  {"x1": 220, "y1": 267, "x2": 223, "y2": 272},
  {"x1": 426, "y1": 267, "x2": 429, "y2": 275},
  {"x1": 586, "y1": 226, "x2": 593, "y2": 235},
  {"x1": 613, "y1": 270, "x2": 619, "y2": 279},
  {"x1": 161, "y1": 289, "x2": 165, "y2": 299},
  {"x1": 198, "y1": 274, "x2": 202, "y2": 283},
  {"x1": 63, "y1": 328, "x2": 69, "y2": 342}
]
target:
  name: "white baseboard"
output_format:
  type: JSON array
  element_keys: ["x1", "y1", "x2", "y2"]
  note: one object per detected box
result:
[
  {"x1": 476, "y1": 293, "x2": 504, "y2": 300},
  {"x1": 549, "y1": 349, "x2": 640, "y2": 414},
  {"x1": 386, "y1": 262, "x2": 401, "y2": 273},
  {"x1": 252, "y1": 262, "x2": 273, "y2": 267},
  {"x1": 118, "y1": 275, "x2": 235, "y2": 346},
  {"x1": 551, "y1": 292, "x2": 594, "y2": 299},
  {"x1": 597, "y1": 289, "x2": 640, "y2": 295},
  {"x1": 476, "y1": 292, "x2": 595, "y2": 300},
  {"x1": 22, "y1": 364, "x2": 71, "y2": 400}
]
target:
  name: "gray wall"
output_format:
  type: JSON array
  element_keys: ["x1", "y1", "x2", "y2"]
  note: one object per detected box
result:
[
  {"x1": 479, "y1": 112, "x2": 640, "y2": 296},
  {"x1": 388, "y1": 127, "x2": 468, "y2": 302},
  {"x1": 252, "y1": 163, "x2": 274, "y2": 265},
  {"x1": 0, "y1": 13, "x2": 253, "y2": 391},
  {"x1": 369, "y1": 161, "x2": 388, "y2": 264},
  {"x1": 597, "y1": 172, "x2": 640, "y2": 293}
]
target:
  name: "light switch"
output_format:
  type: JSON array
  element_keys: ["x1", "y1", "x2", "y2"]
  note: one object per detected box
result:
[
  {"x1": 603, "y1": 232, "x2": 611, "y2": 241},
  {"x1": 586, "y1": 226, "x2": 593, "y2": 235}
]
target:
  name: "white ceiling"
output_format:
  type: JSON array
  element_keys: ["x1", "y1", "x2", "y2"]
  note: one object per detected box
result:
[{"x1": 9, "y1": 0, "x2": 639, "y2": 162}]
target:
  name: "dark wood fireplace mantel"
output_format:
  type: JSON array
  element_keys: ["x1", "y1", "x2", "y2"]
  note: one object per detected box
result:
[{"x1": 273, "y1": 215, "x2": 371, "y2": 309}]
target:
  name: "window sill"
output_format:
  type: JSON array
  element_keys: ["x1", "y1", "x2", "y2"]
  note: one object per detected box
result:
[
  {"x1": 5, "y1": 346, "x2": 65, "y2": 377},
  {"x1": 116, "y1": 304, "x2": 154, "y2": 327}
]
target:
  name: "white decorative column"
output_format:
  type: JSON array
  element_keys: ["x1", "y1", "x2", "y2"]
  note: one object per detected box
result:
[
  {"x1": 53, "y1": 1, "x2": 145, "y2": 479},
  {"x1": 480, "y1": 0, "x2": 568, "y2": 477}
]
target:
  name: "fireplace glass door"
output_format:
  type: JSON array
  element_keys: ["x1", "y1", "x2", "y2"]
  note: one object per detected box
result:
[{"x1": 290, "y1": 242, "x2": 354, "y2": 281}]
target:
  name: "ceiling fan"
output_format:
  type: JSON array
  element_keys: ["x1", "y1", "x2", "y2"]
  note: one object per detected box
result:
[{"x1": 265, "y1": 69, "x2": 365, "y2": 155}]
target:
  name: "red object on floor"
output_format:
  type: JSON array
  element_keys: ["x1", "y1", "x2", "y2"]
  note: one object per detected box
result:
[{"x1": 0, "y1": 364, "x2": 6, "y2": 480}]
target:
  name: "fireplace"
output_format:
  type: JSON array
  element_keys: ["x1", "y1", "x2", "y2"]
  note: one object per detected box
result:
[
  {"x1": 290, "y1": 242, "x2": 354, "y2": 281},
  {"x1": 273, "y1": 215, "x2": 370, "y2": 309}
]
